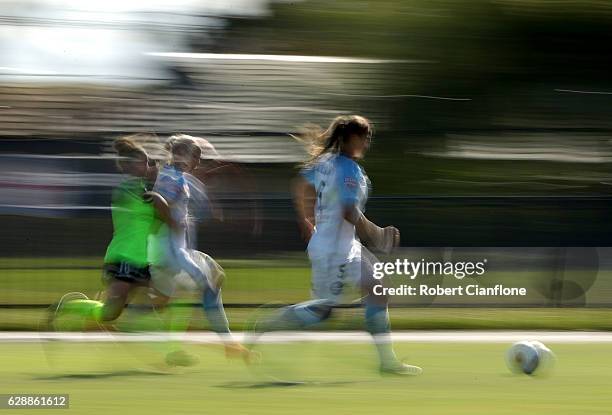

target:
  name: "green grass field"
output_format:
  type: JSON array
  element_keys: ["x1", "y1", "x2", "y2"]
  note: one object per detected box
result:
[
  {"x1": 4, "y1": 307, "x2": 612, "y2": 331},
  {"x1": 2, "y1": 256, "x2": 612, "y2": 330},
  {"x1": 1, "y1": 341, "x2": 610, "y2": 414},
  {"x1": 3, "y1": 258, "x2": 612, "y2": 413},
  {"x1": 3, "y1": 256, "x2": 612, "y2": 307}
]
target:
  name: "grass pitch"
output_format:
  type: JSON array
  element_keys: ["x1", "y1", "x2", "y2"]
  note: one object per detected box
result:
[
  {"x1": 0, "y1": 340, "x2": 610, "y2": 415},
  {"x1": 3, "y1": 256, "x2": 612, "y2": 331}
]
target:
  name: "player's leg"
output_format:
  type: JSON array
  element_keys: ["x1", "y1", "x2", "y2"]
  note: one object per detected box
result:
[
  {"x1": 167, "y1": 229, "x2": 210, "y2": 286},
  {"x1": 202, "y1": 285, "x2": 230, "y2": 335},
  {"x1": 247, "y1": 257, "x2": 336, "y2": 338},
  {"x1": 201, "y1": 284, "x2": 246, "y2": 359},
  {"x1": 53, "y1": 267, "x2": 134, "y2": 326},
  {"x1": 141, "y1": 292, "x2": 202, "y2": 368},
  {"x1": 114, "y1": 285, "x2": 172, "y2": 332},
  {"x1": 143, "y1": 265, "x2": 200, "y2": 366},
  {"x1": 156, "y1": 250, "x2": 231, "y2": 337},
  {"x1": 254, "y1": 299, "x2": 333, "y2": 334},
  {"x1": 194, "y1": 253, "x2": 256, "y2": 361},
  {"x1": 150, "y1": 254, "x2": 249, "y2": 363},
  {"x1": 359, "y1": 247, "x2": 422, "y2": 375},
  {"x1": 45, "y1": 296, "x2": 101, "y2": 333},
  {"x1": 100, "y1": 279, "x2": 136, "y2": 321}
]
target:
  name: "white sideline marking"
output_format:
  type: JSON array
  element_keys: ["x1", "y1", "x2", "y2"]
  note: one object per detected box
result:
[
  {"x1": 146, "y1": 52, "x2": 427, "y2": 64},
  {"x1": 2, "y1": 331, "x2": 612, "y2": 344}
]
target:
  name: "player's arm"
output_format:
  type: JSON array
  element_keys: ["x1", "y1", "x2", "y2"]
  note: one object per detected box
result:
[
  {"x1": 144, "y1": 191, "x2": 176, "y2": 228},
  {"x1": 292, "y1": 176, "x2": 316, "y2": 242},
  {"x1": 147, "y1": 174, "x2": 183, "y2": 228},
  {"x1": 340, "y1": 165, "x2": 400, "y2": 254},
  {"x1": 349, "y1": 209, "x2": 400, "y2": 254}
]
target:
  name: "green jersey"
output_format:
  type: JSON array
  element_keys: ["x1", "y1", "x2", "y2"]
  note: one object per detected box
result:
[{"x1": 104, "y1": 178, "x2": 160, "y2": 267}]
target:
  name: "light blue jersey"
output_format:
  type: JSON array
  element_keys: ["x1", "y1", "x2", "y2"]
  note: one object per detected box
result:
[
  {"x1": 150, "y1": 165, "x2": 210, "y2": 287},
  {"x1": 154, "y1": 165, "x2": 190, "y2": 227},
  {"x1": 302, "y1": 153, "x2": 370, "y2": 261}
]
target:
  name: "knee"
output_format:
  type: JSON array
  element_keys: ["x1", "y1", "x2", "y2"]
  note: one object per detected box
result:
[{"x1": 100, "y1": 303, "x2": 123, "y2": 321}]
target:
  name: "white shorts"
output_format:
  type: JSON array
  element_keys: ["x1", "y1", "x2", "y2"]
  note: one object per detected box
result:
[
  {"x1": 310, "y1": 246, "x2": 378, "y2": 304},
  {"x1": 149, "y1": 250, "x2": 225, "y2": 297}
]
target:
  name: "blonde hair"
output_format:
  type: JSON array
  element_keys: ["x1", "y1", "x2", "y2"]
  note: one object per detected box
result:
[
  {"x1": 294, "y1": 115, "x2": 373, "y2": 166},
  {"x1": 166, "y1": 134, "x2": 219, "y2": 160}
]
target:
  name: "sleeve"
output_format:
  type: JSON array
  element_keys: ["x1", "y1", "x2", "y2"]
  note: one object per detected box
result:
[
  {"x1": 300, "y1": 165, "x2": 315, "y2": 185},
  {"x1": 153, "y1": 174, "x2": 182, "y2": 204},
  {"x1": 338, "y1": 159, "x2": 360, "y2": 208}
]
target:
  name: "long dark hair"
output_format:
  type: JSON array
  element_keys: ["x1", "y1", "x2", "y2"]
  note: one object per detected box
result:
[{"x1": 294, "y1": 115, "x2": 373, "y2": 166}]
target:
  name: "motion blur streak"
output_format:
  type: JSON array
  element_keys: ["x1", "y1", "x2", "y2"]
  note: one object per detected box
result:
[{"x1": 2, "y1": 0, "x2": 612, "y2": 316}]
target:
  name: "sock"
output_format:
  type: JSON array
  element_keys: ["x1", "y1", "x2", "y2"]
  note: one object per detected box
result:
[
  {"x1": 365, "y1": 304, "x2": 397, "y2": 365},
  {"x1": 165, "y1": 302, "x2": 194, "y2": 352},
  {"x1": 202, "y1": 287, "x2": 232, "y2": 342},
  {"x1": 116, "y1": 303, "x2": 189, "y2": 359},
  {"x1": 61, "y1": 299, "x2": 104, "y2": 322},
  {"x1": 261, "y1": 300, "x2": 332, "y2": 332}
]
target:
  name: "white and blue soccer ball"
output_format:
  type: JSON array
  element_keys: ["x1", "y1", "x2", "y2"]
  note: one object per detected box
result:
[{"x1": 505, "y1": 340, "x2": 556, "y2": 376}]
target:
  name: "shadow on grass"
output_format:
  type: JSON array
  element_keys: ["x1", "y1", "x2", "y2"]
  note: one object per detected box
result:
[
  {"x1": 32, "y1": 369, "x2": 176, "y2": 381},
  {"x1": 216, "y1": 380, "x2": 370, "y2": 389}
]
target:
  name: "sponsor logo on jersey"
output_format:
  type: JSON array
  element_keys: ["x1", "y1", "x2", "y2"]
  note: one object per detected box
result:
[{"x1": 344, "y1": 177, "x2": 358, "y2": 188}]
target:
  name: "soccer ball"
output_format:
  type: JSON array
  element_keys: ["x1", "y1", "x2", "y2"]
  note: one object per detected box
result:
[{"x1": 505, "y1": 340, "x2": 556, "y2": 376}]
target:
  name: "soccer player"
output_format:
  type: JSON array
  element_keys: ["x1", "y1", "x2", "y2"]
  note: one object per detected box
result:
[
  {"x1": 146, "y1": 134, "x2": 252, "y2": 360},
  {"x1": 249, "y1": 115, "x2": 422, "y2": 375},
  {"x1": 48, "y1": 134, "x2": 249, "y2": 364},
  {"x1": 47, "y1": 135, "x2": 169, "y2": 327}
]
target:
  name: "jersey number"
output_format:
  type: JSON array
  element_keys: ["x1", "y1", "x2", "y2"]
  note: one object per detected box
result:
[{"x1": 317, "y1": 180, "x2": 326, "y2": 214}]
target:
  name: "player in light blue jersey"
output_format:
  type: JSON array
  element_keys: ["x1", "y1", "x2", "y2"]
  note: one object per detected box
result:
[
  {"x1": 146, "y1": 134, "x2": 253, "y2": 361},
  {"x1": 248, "y1": 115, "x2": 422, "y2": 375}
]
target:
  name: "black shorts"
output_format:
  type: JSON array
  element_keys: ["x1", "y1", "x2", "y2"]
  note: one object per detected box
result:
[{"x1": 103, "y1": 262, "x2": 151, "y2": 285}]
